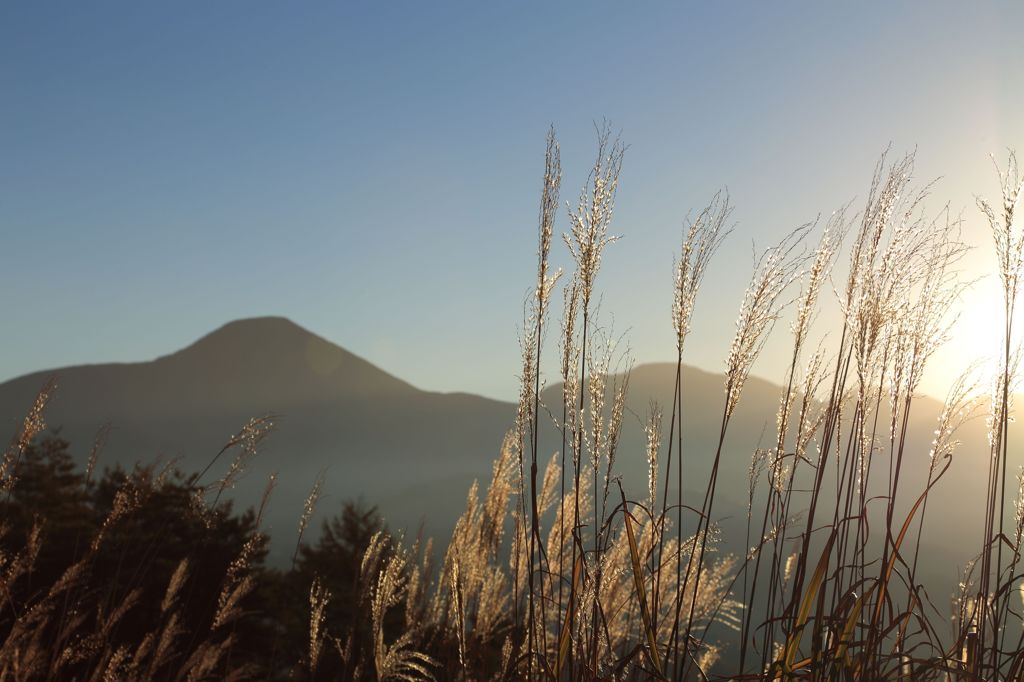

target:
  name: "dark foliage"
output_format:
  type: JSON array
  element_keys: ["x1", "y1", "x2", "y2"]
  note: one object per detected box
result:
[{"x1": 0, "y1": 434, "x2": 392, "y2": 680}]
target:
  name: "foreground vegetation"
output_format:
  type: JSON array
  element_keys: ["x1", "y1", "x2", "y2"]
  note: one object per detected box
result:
[{"x1": 2, "y1": 130, "x2": 1023, "y2": 680}]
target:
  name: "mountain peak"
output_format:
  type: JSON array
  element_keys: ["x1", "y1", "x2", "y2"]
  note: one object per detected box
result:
[
  {"x1": 217, "y1": 315, "x2": 302, "y2": 331},
  {"x1": 179, "y1": 316, "x2": 312, "y2": 352},
  {"x1": 154, "y1": 317, "x2": 416, "y2": 400}
]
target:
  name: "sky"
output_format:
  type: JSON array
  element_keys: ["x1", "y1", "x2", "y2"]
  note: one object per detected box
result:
[{"x1": 1, "y1": 2, "x2": 1022, "y2": 401}]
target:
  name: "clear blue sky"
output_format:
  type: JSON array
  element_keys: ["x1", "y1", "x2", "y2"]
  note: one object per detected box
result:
[{"x1": 2, "y1": 2, "x2": 1021, "y2": 400}]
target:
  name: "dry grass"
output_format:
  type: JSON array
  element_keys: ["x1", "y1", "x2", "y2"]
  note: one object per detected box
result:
[{"x1": 1, "y1": 132, "x2": 1022, "y2": 681}]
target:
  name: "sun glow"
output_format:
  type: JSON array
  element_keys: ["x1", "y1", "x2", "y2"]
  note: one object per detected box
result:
[{"x1": 926, "y1": 274, "x2": 1014, "y2": 400}]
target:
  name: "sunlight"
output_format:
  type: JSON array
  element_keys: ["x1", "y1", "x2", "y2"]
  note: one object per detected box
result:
[{"x1": 926, "y1": 275, "x2": 1011, "y2": 399}]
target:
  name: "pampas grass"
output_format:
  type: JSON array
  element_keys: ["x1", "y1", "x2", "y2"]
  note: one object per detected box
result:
[{"x1": 2, "y1": 131, "x2": 1024, "y2": 681}]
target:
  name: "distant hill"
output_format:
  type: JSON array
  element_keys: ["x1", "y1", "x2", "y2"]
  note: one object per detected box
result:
[
  {"x1": 0, "y1": 317, "x2": 514, "y2": 562},
  {"x1": 0, "y1": 317, "x2": 1012, "y2": 586}
]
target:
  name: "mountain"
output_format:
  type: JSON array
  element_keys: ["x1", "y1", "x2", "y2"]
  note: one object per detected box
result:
[
  {"x1": 0, "y1": 317, "x2": 1012, "y2": 587},
  {"x1": 0, "y1": 317, "x2": 514, "y2": 562}
]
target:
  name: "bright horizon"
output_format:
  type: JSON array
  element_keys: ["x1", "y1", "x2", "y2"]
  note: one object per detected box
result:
[{"x1": 3, "y1": 2, "x2": 1022, "y2": 402}]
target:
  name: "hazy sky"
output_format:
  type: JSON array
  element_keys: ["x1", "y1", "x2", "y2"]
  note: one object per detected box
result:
[{"x1": 2, "y1": 2, "x2": 1022, "y2": 401}]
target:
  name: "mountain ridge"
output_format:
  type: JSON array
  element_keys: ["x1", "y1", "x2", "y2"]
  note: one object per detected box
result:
[{"x1": 0, "y1": 316, "x2": 1009, "y2": 581}]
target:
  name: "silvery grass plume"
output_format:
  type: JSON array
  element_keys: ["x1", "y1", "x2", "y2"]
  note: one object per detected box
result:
[
  {"x1": 585, "y1": 337, "x2": 631, "y2": 529},
  {"x1": 553, "y1": 503, "x2": 728, "y2": 679},
  {"x1": 559, "y1": 279, "x2": 583, "y2": 468},
  {"x1": 370, "y1": 538, "x2": 437, "y2": 681},
  {"x1": 255, "y1": 470, "x2": 277, "y2": 529},
  {"x1": 674, "y1": 219, "x2": 808, "y2": 679},
  {"x1": 542, "y1": 480, "x2": 591, "y2": 665},
  {"x1": 978, "y1": 153, "x2": 1024, "y2": 554},
  {"x1": 91, "y1": 477, "x2": 143, "y2": 554},
  {"x1": 558, "y1": 277, "x2": 583, "y2": 466},
  {"x1": 544, "y1": 480, "x2": 588, "y2": 591},
  {"x1": 954, "y1": 558, "x2": 979, "y2": 637},
  {"x1": 674, "y1": 526, "x2": 741, "y2": 627},
  {"x1": 402, "y1": 534, "x2": 432, "y2": 631},
  {"x1": 192, "y1": 414, "x2": 275, "y2": 518},
  {"x1": 308, "y1": 576, "x2": 331, "y2": 676},
  {"x1": 143, "y1": 561, "x2": 191, "y2": 678},
  {"x1": 514, "y1": 127, "x2": 561, "y2": 670},
  {"x1": 556, "y1": 125, "x2": 624, "y2": 677},
  {"x1": 535, "y1": 127, "x2": 563, "y2": 323},
  {"x1": 654, "y1": 192, "x2": 731, "y2": 672},
  {"x1": 835, "y1": 154, "x2": 945, "y2": 495},
  {"x1": 790, "y1": 348, "x2": 830, "y2": 475},
  {"x1": 788, "y1": 214, "x2": 844, "y2": 382},
  {"x1": 781, "y1": 348, "x2": 830, "y2": 495},
  {"x1": 359, "y1": 399, "x2": 747, "y2": 678},
  {"x1": 725, "y1": 226, "x2": 810, "y2": 421},
  {"x1": 433, "y1": 437, "x2": 516, "y2": 663},
  {"x1": 748, "y1": 448, "x2": 771, "y2": 515},
  {"x1": 0, "y1": 379, "x2": 55, "y2": 496},
  {"x1": 481, "y1": 433, "x2": 517, "y2": 559},
  {"x1": 294, "y1": 469, "x2": 326, "y2": 568},
  {"x1": 874, "y1": 209, "x2": 969, "y2": 548},
  {"x1": 839, "y1": 155, "x2": 970, "y2": 637},
  {"x1": 771, "y1": 361, "x2": 832, "y2": 641},
  {"x1": 742, "y1": 445, "x2": 770, "y2": 609},
  {"x1": 537, "y1": 452, "x2": 561, "y2": 527},
  {"x1": 731, "y1": 218, "x2": 839, "y2": 674},
  {"x1": 592, "y1": 513, "x2": 708, "y2": 666},
  {"x1": 885, "y1": 210, "x2": 969, "y2": 418},
  {"x1": 664, "y1": 532, "x2": 741, "y2": 656},
  {"x1": 213, "y1": 415, "x2": 274, "y2": 502},
  {"x1": 645, "y1": 404, "x2": 662, "y2": 510},
  {"x1": 177, "y1": 414, "x2": 276, "y2": 577},
  {"x1": 672, "y1": 193, "x2": 731, "y2": 355},
  {"x1": 844, "y1": 151, "x2": 918, "y2": 310},
  {"x1": 843, "y1": 153, "x2": 944, "y2": 410},
  {"x1": 84, "y1": 422, "x2": 111, "y2": 486},
  {"x1": 985, "y1": 350, "x2": 1021, "y2": 453},
  {"x1": 978, "y1": 152, "x2": 1024, "y2": 311},
  {"x1": 928, "y1": 367, "x2": 983, "y2": 468},
  {"x1": 514, "y1": 126, "x2": 563, "y2": 480},
  {"x1": 213, "y1": 532, "x2": 263, "y2": 629},
  {"x1": 842, "y1": 152, "x2": 914, "y2": 391},
  {"x1": 977, "y1": 149, "x2": 1024, "y2": 667},
  {"x1": 762, "y1": 217, "x2": 845, "y2": 513},
  {"x1": 0, "y1": 522, "x2": 41, "y2": 611},
  {"x1": 56, "y1": 587, "x2": 143, "y2": 671},
  {"x1": 1013, "y1": 466, "x2": 1024, "y2": 559},
  {"x1": 161, "y1": 559, "x2": 191, "y2": 615},
  {"x1": 564, "y1": 123, "x2": 625, "y2": 312},
  {"x1": 1000, "y1": 468, "x2": 1024, "y2": 657},
  {"x1": 556, "y1": 278, "x2": 583, "y2": 601},
  {"x1": 214, "y1": 465, "x2": 275, "y2": 632},
  {"x1": 907, "y1": 366, "x2": 984, "y2": 597}
]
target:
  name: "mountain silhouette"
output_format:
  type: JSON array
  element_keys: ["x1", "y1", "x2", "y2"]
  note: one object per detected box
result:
[
  {"x1": 0, "y1": 317, "x2": 513, "y2": 562},
  {"x1": 0, "y1": 317, "x2": 1010, "y2": 584}
]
